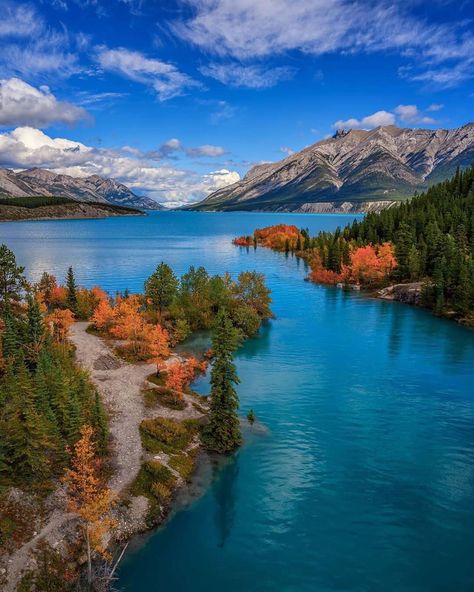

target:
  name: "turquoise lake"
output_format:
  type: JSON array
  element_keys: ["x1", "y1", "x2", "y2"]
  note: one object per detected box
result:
[{"x1": 2, "y1": 211, "x2": 474, "y2": 591}]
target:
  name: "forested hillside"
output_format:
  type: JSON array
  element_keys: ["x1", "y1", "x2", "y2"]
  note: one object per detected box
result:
[{"x1": 234, "y1": 165, "x2": 474, "y2": 324}]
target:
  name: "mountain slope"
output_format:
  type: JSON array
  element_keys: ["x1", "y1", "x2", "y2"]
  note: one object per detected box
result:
[
  {"x1": 190, "y1": 124, "x2": 474, "y2": 213},
  {"x1": 0, "y1": 168, "x2": 163, "y2": 210}
]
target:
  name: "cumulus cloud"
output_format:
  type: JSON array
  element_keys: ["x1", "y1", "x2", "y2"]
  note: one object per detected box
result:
[
  {"x1": 394, "y1": 104, "x2": 435, "y2": 125},
  {"x1": 0, "y1": 127, "x2": 239, "y2": 206},
  {"x1": 199, "y1": 62, "x2": 295, "y2": 88},
  {"x1": 0, "y1": 78, "x2": 88, "y2": 128},
  {"x1": 279, "y1": 146, "x2": 294, "y2": 156},
  {"x1": 333, "y1": 104, "x2": 443, "y2": 130},
  {"x1": 96, "y1": 46, "x2": 201, "y2": 101},
  {"x1": 172, "y1": 0, "x2": 474, "y2": 88},
  {"x1": 333, "y1": 110, "x2": 395, "y2": 130}
]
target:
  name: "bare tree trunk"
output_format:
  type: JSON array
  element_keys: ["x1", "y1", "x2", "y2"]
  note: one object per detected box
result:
[
  {"x1": 86, "y1": 525, "x2": 92, "y2": 586},
  {"x1": 107, "y1": 542, "x2": 129, "y2": 584}
]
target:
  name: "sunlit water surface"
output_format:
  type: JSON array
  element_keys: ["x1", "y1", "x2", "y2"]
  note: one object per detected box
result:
[{"x1": 2, "y1": 212, "x2": 474, "y2": 592}]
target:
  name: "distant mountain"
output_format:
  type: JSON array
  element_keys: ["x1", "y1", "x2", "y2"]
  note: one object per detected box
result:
[
  {"x1": 190, "y1": 124, "x2": 474, "y2": 213},
  {"x1": 0, "y1": 168, "x2": 163, "y2": 210}
]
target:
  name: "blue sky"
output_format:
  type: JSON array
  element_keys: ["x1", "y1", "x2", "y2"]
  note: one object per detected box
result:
[{"x1": 0, "y1": 0, "x2": 473, "y2": 206}]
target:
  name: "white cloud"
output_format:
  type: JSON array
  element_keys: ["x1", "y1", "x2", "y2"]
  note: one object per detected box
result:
[
  {"x1": 333, "y1": 104, "x2": 442, "y2": 130},
  {"x1": 0, "y1": 78, "x2": 88, "y2": 127},
  {"x1": 96, "y1": 46, "x2": 201, "y2": 101},
  {"x1": 0, "y1": 126, "x2": 239, "y2": 206},
  {"x1": 333, "y1": 110, "x2": 395, "y2": 130},
  {"x1": 427, "y1": 103, "x2": 444, "y2": 112},
  {"x1": 0, "y1": 3, "x2": 43, "y2": 38},
  {"x1": 394, "y1": 104, "x2": 434, "y2": 125},
  {"x1": 280, "y1": 146, "x2": 294, "y2": 156},
  {"x1": 0, "y1": 2, "x2": 79, "y2": 79},
  {"x1": 173, "y1": 0, "x2": 474, "y2": 88},
  {"x1": 200, "y1": 62, "x2": 294, "y2": 88}
]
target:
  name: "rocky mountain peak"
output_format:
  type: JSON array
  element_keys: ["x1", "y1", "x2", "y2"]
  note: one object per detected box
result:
[{"x1": 191, "y1": 123, "x2": 474, "y2": 213}]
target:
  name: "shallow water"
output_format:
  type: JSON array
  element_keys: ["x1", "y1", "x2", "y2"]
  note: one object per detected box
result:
[{"x1": 2, "y1": 211, "x2": 474, "y2": 591}]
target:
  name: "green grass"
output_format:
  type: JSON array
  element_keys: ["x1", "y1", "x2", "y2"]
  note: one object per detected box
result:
[
  {"x1": 129, "y1": 460, "x2": 177, "y2": 512},
  {"x1": 140, "y1": 417, "x2": 195, "y2": 454},
  {"x1": 143, "y1": 387, "x2": 187, "y2": 410},
  {"x1": 169, "y1": 453, "x2": 195, "y2": 480},
  {"x1": 146, "y1": 371, "x2": 167, "y2": 386}
]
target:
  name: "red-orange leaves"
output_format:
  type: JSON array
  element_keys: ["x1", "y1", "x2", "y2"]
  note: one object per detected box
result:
[
  {"x1": 47, "y1": 308, "x2": 75, "y2": 342},
  {"x1": 234, "y1": 224, "x2": 303, "y2": 251},
  {"x1": 344, "y1": 243, "x2": 397, "y2": 286}
]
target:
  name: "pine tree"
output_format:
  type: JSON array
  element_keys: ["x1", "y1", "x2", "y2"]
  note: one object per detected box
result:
[
  {"x1": 25, "y1": 294, "x2": 45, "y2": 367},
  {"x1": 1, "y1": 306, "x2": 19, "y2": 362},
  {"x1": 202, "y1": 310, "x2": 242, "y2": 453},
  {"x1": 66, "y1": 267, "x2": 78, "y2": 313},
  {"x1": 0, "y1": 244, "x2": 25, "y2": 313}
]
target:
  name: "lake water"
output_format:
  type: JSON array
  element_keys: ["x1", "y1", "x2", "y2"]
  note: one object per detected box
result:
[{"x1": 2, "y1": 212, "x2": 474, "y2": 592}]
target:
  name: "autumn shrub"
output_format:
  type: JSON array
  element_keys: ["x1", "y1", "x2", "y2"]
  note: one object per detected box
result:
[
  {"x1": 139, "y1": 418, "x2": 192, "y2": 453},
  {"x1": 143, "y1": 387, "x2": 187, "y2": 410},
  {"x1": 130, "y1": 462, "x2": 177, "y2": 511},
  {"x1": 169, "y1": 453, "x2": 194, "y2": 480},
  {"x1": 150, "y1": 482, "x2": 172, "y2": 503}
]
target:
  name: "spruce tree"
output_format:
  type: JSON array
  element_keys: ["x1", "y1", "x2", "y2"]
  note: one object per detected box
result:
[
  {"x1": 66, "y1": 266, "x2": 78, "y2": 313},
  {"x1": 0, "y1": 244, "x2": 25, "y2": 313},
  {"x1": 26, "y1": 294, "x2": 45, "y2": 367},
  {"x1": 203, "y1": 310, "x2": 242, "y2": 453}
]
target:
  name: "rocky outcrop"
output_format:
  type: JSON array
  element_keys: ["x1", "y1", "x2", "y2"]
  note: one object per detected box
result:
[
  {"x1": 0, "y1": 168, "x2": 163, "y2": 210},
  {"x1": 191, "y1": 123, "x2": 474, "y2": 212},
  {"x1": 378, "y1": 282, "x2": 424, "y2": 305}
]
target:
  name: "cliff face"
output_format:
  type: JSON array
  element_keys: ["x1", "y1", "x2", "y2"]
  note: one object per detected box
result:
[
  {"x1": 191, "y1": 123, "x2": 474, "y2": 212},
  {"x1": 0, "y1": 168, "x2": 163, "y2": 210}
]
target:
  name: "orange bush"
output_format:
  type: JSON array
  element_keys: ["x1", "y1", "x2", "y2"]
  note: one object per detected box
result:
[
  {"x1": 47, "y1": 308, "x2": 75, "y2": 342},
  {"x1": 91, "y1": 299, "x2": 115, "y2": 331}
]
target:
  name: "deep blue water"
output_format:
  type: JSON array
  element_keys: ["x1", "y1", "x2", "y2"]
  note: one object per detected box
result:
[{"x1": 2, "y1": 212, "x2": 474, "y2": 592}]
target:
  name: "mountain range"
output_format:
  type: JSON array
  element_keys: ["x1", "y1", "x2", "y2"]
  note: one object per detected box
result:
[
  {"x1": 0, "y1": 168, "x2": 163, "y2": 210},
  {"x1": 191, "y1": 123, "x2": 474, "y2": 213}
]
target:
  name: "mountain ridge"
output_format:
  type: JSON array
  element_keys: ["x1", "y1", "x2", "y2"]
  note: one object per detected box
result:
[
  {"x1": 189, "y1": 123, "x2": 474, "y2": 212},
  {"x1": 0, "y1": 168, "x2": 163, "y2": 210}
]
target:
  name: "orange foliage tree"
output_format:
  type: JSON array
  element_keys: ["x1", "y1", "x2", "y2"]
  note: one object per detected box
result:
[
  {"x1": 234, "y1": 224, "x2": 303, "y2": 251},
  {"x1": 144, "y1": 323, "x2": 170, "y2": 371},
  {"x1": 63, "y1": 425, "x2": 116, "y2": 585},
  {"x1": 165, "y1": 357, "x2": 207, "y2": 401},
  {"x1": 91, "y1": 299, "x2": 115, "y2": 332},
  {"x1": 343, "y1": 243, "x2": 397, "y2": 286},
  {"x1": 308, "y1": 252, "x2": 343, "y2": 285},
  {"x1": 47, "y1": 308, "x2": 75, "y2": 342}
]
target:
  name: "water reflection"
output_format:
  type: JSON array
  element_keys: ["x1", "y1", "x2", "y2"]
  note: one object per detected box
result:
[{"x1": 213, "y1": 455, "x2": 239, "y2": 548}]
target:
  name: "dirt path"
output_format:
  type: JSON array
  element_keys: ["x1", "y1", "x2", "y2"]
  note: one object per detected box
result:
[
  {"x1": 5, "y1": 322, "x2": 204, "y2": 590},
  {"x1": 70, "y1": 322, "x2": 152, "y2": 492}
]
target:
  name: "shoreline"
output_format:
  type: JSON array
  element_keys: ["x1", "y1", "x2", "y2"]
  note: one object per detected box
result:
[{"x1": 2, "y1": 322, "x2": 208, "y2": 590}]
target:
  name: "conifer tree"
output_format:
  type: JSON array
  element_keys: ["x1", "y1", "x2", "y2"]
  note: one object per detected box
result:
[
  {"x1": 203, "y1": 310, "x2": 242, "y2": 453},
  {"x1": 66, "y1": 266, "x2": 78, "y2": 313},
  {"x1": 0, "y1": 244, "x2": 25, "y2": 313},
  {"x1": 26, "y1": 294, "x2": 45, "y2": 367}
]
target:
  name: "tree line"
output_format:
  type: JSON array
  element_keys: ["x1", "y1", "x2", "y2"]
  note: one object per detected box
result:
[{"x1": 234, "y1": 165, "x2": 474, "y2": 323}]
